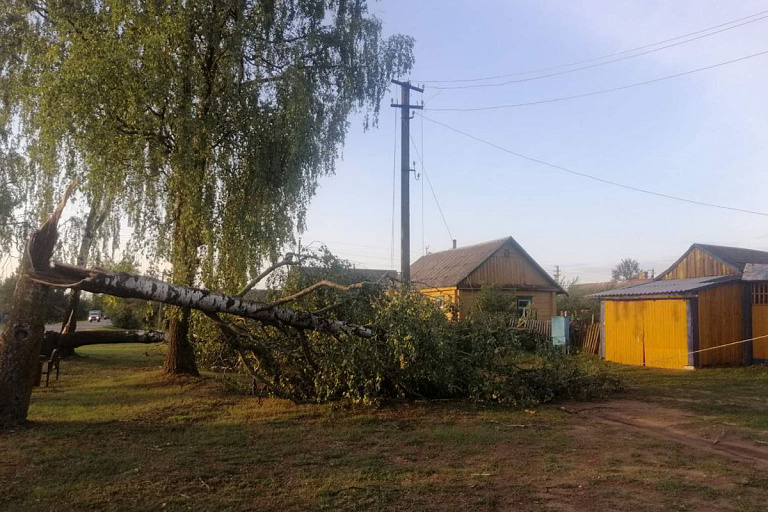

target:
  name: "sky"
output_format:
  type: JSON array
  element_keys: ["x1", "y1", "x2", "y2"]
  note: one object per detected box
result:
[{"x1": 296, "y1": 0, "x2": 768, "y2": 283}]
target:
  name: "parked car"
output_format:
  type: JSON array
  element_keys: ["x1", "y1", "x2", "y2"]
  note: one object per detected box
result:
[{"x1": 88, "y1": 310, "x2": 102, "y2": 322}]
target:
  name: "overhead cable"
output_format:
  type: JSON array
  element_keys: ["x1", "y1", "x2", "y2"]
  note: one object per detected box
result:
[
  {"x1": 419, "y1": 9, "x2": 768, "y2": 85},
  {"x1": 425, "y1": 48, "x2": 768, "y2": 111},
  {"x1": 419, "y1": 113, "x2": 768, "y2": 217}
]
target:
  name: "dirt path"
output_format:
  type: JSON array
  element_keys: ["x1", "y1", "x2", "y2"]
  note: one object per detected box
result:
[{"x1": 568, "y1": 399, "x2": 768, "y2": 469}]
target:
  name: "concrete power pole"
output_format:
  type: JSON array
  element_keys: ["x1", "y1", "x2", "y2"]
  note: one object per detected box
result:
[{"x1": 391, "y1": 79, "x2": 423, "y2": 285}]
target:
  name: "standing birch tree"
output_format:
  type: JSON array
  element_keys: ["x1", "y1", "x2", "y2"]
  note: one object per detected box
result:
[{"x1": 0, "y1": 0, "x2": 414, "y2": 374}]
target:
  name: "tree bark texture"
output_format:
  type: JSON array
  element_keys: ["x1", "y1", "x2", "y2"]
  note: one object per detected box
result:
[
  {"x1": 163, "y1": 306, "x2": 198, "y2": 375},
  {"x1": 31, "y1": 262, "x2": 375, "y2": 338},
  {"x1": 0, "y1": 183, "x2": 72, "y2": 429},
  {"x1": 0, "y1": 273, "x2": 49, "y2": 428},
  {"x1": 163, "y1": 187, "x2": 201, "y2": 376}
]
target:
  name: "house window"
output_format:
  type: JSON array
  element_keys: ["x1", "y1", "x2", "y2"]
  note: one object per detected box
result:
[
  {"x1": 754, "y1": 283, "x2": 768, "y2": 305},
  {"x1": 517, "y1": 296, "x2": 533, "y2": 318}
]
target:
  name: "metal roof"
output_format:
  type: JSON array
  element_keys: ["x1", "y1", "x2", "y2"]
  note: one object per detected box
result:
[
  {"x1": 742, "y1": 263, "x2": 768, "y2": 281},
  {"x1": 589, "y1": 275, "x2": 740, "y2": 299},
  {"x1": 410, "y1": 236, "x2": 565, "y2": 293}
]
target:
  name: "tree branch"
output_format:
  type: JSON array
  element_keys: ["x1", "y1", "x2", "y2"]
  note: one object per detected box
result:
[
  {"x1": 269, "y1": 280, "x2": 372, "y2": 308},
  {"x1": 236, "y1": 252, "x2": 296, "y2": 297}
]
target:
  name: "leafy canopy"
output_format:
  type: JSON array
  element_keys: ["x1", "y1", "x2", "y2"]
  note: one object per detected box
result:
[
  {"x1": 1, "y1": 0, "x2": 414, "y2": 289},
  {"x1": 612, "y1": 258, "x2": 641, "y2": 281}
]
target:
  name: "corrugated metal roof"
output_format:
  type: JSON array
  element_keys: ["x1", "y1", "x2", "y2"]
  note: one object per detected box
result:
[
  {"x1": 742, "y1": 263, "x2": 768, "y2": 281},
  {"x1": 570, "y1": 278, "x2": 651, "y2": 296},
  {"x1": 409, "y1": 236, "x2": 565, "y2": 293},
  {"x1": 589, "y1": 275, "x2": 739, "y2": 298}
]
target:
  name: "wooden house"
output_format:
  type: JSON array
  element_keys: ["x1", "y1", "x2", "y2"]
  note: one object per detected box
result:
[
  {"x1": 410, "y1": 237, "x2": 566, "y2": 319},
  {"x1": 592, "y1": 243, "x2": 768, "y2": 369}
]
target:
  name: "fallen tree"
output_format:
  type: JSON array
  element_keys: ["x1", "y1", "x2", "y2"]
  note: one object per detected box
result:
[
  {"x1": 28, "y1": 262, "x2": 376, "y2": 339},
  {"x1": 41, "y1": 330, "x2": 166, "y2": 357},
  {"x1": 0, "y1": 185, "x2": 380, "y2": 428}
]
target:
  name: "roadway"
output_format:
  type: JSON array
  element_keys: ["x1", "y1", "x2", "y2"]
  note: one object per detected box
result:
[{"x1": 45, "y1": 319, "x2": 114, "y2": 332}]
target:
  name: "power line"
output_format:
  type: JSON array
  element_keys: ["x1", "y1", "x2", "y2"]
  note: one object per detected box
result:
[
  {"x1": 419, "y1": 9, "x2": 768, "y2": 84},
  {"x1": 419, "y1": 113, "x2": 768, "y2": 218},
  {"x1": 426, "y1": 48, "x2": 768, "y2": 111},
  {"x1": 431, "y1": 14, "x2": 768, "y2": 90},
  {"x1": 409, "y1": 134, "x2": 455, "y2": 242}
]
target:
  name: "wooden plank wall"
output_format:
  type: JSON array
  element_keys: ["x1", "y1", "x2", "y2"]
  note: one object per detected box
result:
[
  {"x1": 419, "y1": 287, "x2": 459, "y2": 319},
  {"x1": 463, "y1": 242, "x2": 554, "y2": 289},
  {"x1": 662, "y1": 248, "x2": 736, "y2": 280},
  {"x1": 697, "y1": 282, "x2": 743, "y2": 366}
]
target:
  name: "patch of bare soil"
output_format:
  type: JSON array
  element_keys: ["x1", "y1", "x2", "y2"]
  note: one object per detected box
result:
[{"x1": 567, "y1": 400, "x2": 768, "y2": 469}]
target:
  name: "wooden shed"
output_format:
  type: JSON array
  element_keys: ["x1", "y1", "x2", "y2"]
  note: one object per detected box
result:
[
  {"x1": 592, "y1": 243, "x2": 768, "y2": 369},
  {"x1": 410, "y1": 237, "x2": 566, "y2": 319}
]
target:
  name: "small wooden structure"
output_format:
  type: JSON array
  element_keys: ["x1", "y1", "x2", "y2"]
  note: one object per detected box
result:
[
  {"x1": 410, "y1": 237, "x2": 566, "y2": 319},
  {"x1": 592, "y1": 243, "x2": 768, "y2": 369}
]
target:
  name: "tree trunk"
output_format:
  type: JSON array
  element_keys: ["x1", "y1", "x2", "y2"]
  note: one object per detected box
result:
[
  {"x1": 163, "y1": 192, "x2": 201, "y2": 376},
  {"x1": 60, "y1": 197, "x2": 108, "y2": 357},
  {"x1": 0, "y1": 273, "x2": 49, "y2": 428},
  {"x1": 0, "y1": 183, "x2": 72, "y2": 429},
  {"x1": 163, "y1": 306, "x2": 198, "y2": 375}
]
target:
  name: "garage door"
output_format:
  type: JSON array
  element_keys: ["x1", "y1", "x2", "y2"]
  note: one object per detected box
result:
[{"x1": 604, "y1": 300, "x2": 689, "y2": 369}]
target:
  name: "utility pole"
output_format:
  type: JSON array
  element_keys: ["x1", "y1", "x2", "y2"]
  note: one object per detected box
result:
[
  {"x1": 391, "y1": 79, "x2": 423, "y2": 285},
  {"x1": 554, "y1": 265, "x2": 561, "y2": 281}
]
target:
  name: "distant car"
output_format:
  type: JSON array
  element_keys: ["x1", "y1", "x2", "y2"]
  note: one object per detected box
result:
[{"x1": 88, "y1": 310, "x2": 102, "y2": 322}]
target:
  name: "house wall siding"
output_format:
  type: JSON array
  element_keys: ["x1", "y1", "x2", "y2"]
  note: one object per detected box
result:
[
  {"x1": 462, "y1": 242, "x2": 555, "y2": 289},
  {"x1": 457, "y1": 289, "x2": 556, "y2": 320},
  {"x1": 662, "y1": 248, "x2": 736, "y2": 280}
]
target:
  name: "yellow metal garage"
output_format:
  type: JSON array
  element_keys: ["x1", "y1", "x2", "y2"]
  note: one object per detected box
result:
[{"x1": 594, "y1": 276, "x2": 744, "y2": 369}]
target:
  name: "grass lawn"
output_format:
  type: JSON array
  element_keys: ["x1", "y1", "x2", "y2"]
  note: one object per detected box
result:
[{"x1": 3, "y1": 346, "x2": 768, "y2": 511}]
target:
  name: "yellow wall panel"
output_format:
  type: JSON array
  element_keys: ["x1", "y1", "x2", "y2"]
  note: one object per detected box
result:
[
  {"x1": 642, "y1": 300, "x2": 689, "y2": 369},
  {"x1": 752, "y1": 305, "x2": 768, "y2": 361},
  {"x1": 604, "y1": 300, "x2": 688, "y2": 369},
  {"x1": 604, "y1": 301, "x2": 645, "y2": 366}
]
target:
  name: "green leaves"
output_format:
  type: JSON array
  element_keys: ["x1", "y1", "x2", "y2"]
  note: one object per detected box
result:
[{"x1": 1, "y1": 0, "x2": 414, "y2": 293}]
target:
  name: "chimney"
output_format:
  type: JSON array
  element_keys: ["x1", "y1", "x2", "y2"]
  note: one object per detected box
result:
[{"x1": 452, "y1": 239, "x2": 457, "y2": 249}]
